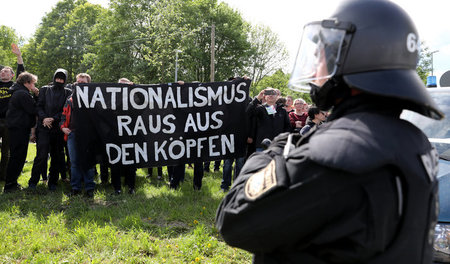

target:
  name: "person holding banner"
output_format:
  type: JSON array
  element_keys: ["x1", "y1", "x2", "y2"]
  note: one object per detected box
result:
[
  {"x1": 60, "y1": 73, "x2": 95, "y2": 198},
  {"x1": 110, "y1": 77, "x2": 137, "y2": 195}
]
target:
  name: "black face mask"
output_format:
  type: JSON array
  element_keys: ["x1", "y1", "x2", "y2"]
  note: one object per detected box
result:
[{"x1": 54, "y1": 82, "x2": 65, "y2": 89}]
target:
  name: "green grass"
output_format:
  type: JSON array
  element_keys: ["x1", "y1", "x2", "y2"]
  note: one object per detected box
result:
[{"x1": 0, "y1": 143, "x2": 251, "y2": 263}]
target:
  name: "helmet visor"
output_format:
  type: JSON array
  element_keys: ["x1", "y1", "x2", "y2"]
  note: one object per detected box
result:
[{"x1": 289, "y1": 22, "x2": 347, "y2": 93}]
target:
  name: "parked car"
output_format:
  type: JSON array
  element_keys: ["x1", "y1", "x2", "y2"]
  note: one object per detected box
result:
[{"x1": 401, "y1": 87, "x2": 450, "y2": 263}]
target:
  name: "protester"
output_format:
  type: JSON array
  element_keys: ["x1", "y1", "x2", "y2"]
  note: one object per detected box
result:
[
  {"x1": 0, "y1": 43, "x2": 25, "y2": 182},
  {"x1": 299, "y1": 107, "x2": 327, "y2": 135},
  {"x1": 110, "y1": 77, "x2": 137, "y2": 195},
  {"x1": 216, "y1": 0, "x2": 442, "y2": 262},
  {"x1": 3, "y1": 72, "x2": 38, "y2": 193},
  {"x1": 284, "y1": 95, "x2": 294, "y2": 112},
  {"x1": 246, "y1": 87, "x2": 291, "y2": 152},
  {"x1": 60, "y1": 73, "x2": 96, "y2": 197},
  {"x1": 28, "y1": 68, "x2": 72, "y2": 191},
  {"x1": 289, "y1": 98, "x2": 308, "y2": 132}
]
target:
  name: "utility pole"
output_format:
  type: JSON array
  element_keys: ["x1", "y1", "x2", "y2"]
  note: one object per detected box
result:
[
  {"x1": 210, "y1": 23, "x2": 215, "y2": 82},
  {"x1": 430, "y1": 50, "x2": 439, "y2": 76}
]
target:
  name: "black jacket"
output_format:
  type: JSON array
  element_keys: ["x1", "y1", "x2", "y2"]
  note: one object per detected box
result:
[
  {"x1": 37, "y1": 69, "x2": 72, "y2": 130},
  {"x1": 0, "y1": 64, "x2": 25, "y2": 118},
  {"x1": 216, "y1": 96, "x2": 438, "y2": 264},
  {"x1": 247, "y1": 98, "x2": 291, "y2": 148},
  {"x1": 6, "y1": 82, "x2": 36, "y2": 129}
]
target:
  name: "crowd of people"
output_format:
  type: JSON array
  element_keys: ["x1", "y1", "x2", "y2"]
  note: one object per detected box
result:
[{"x1": 0, "y1": 44, "x2": 326, "y2": 197}]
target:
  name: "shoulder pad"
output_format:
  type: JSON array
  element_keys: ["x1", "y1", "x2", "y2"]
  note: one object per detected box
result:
[{"x1": 304, "y1": 112, "x2": 424, "y2": 173}]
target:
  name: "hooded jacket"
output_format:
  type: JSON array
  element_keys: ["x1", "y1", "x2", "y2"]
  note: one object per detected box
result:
[
  {"x1": 37, "y1": 68, "x2": 72, "y2": 130},
  {"x1": 6, "y1": 82, "x2": 36, "y2": 129}
]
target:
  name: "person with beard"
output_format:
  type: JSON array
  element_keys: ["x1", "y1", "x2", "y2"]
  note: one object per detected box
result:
[
  {"x1": 3, "y1": 72, "x2": 39, "y2": 193},
  {"x1": 0, "y1": 43, "x2": 26, "y2": 182},
  {"x1": 28, "y1": 69, "x2": 72, "y2": 191}
]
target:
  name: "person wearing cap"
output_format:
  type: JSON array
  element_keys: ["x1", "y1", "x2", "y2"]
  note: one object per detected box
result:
[
  {"x1": 0, "y1": 44, "x2": 26, "y2": 182},
  {"x1": 216, "y1": 0, "x2": 442, "y2": 263},
  {"x1": 28, "y1": 68, "x2": 72, "y2": 191},
  {"x1": 246, "y1": 87, "x2": 291, "y2": 152}
]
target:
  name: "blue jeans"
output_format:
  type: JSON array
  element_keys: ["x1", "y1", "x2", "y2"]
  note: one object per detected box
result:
[
  {"x1": 67, "y1": 132, "x2": 95, "y2": 191},
  {"x1": 221, "y1": 157, "x2": 245, "y2": 190}
]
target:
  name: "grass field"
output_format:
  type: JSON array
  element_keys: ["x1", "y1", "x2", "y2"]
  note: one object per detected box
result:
[{"x1": 0, "y1": 143, "x2": 252, "y2": 263}]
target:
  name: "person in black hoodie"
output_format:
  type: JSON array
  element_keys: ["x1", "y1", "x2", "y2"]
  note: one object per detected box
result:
[
  {"x1": 28, "y1": 69, "x2": 72, "y2": 191},
  {"x1": 0, "y1": 43, "x2": 25, "y2": 182},
  {"x1": 3, "y1": 72, "x2": 39, "y2": 193}
]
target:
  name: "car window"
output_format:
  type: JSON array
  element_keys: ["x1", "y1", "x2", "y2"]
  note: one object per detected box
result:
[{"x1": 401, "y1": 90, "x2": 450, "y2": 160}]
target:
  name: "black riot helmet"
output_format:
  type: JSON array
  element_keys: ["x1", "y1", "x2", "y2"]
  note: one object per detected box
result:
[{"x1": 289, "y1": 0, "x2": 444, "y2": 120}]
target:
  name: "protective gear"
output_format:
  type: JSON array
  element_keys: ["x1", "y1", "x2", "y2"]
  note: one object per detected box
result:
[
  {"x1": 216, "y1": 97, "x2": 439, "y2": 263},
  {"x1": 289, "y1": 0, "x2": 443, "y2": 120}
]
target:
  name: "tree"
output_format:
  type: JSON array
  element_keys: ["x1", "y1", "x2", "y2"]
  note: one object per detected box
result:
[
  {"x1": 246, "y1": 24, "x2": 289, "y2": 87},
  {"x1": 0, "y1": 26, "x2": 22, "y2": 68},
  {"x1": 416, "y1": 41, "x2": 432, "y2": 85},
  {"x1": 23, "y1": 0, "x2": 104, "y2": 85},
  {"x1": 177, "y1": 0, "x2": 252, "y2": 82},
  {"x1": 255, "y1": 69, "x2": 311, "y2": 103}
]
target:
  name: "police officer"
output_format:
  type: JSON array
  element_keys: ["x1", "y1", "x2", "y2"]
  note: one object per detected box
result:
[{"x1": 216, "y1": 0, "x2": 443, "y2": 263}]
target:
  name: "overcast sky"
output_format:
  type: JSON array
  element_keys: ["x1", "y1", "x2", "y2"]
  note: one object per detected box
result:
[{"x1": 2, "y1": 0, "x2": 450, "y2": 84}]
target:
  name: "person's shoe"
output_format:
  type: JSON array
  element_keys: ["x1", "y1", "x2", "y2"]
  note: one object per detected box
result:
[
  {"x1": 3, "y1": 183, "x2": 23, "y2": 193},
  {"x1": 128, "y1": 188, "x2": 135, "y2": 195},
  {"x1": 26, "y1": 184, "x2": 37, "y2": 192},
  {"x1": 68, "y1": 189, "x2": 82, "y2": 197},
  {"x1": 157, "y1": 175, "x2": 163, "y2": 181},
  {"x1": 193, "y1": 185, "x2": 201, "y2": 191},
  {"x1": 48, "y1": 184, "x2": 57, "y2": 191},
  {"x1": 113, "y1": 189, "x2": 122, "y2": 195},
  {"x1": 85, "y1": 189, "x2": 94, "y2": 198},
  {"x1": 169, "y1": 184, "x2": 179, "y2": 190}
]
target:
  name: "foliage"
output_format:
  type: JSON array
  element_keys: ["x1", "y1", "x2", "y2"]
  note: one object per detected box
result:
[
  {"x1": 0, "y1": 144, "x2": 252, "y2": 263},
  {"x1": 246, "y1": 24, "x2": 288, "y2": 87},
  {"x1": 253, "y1": 69, "x2": 311, "y2": 103},
  {"x1": 417, "y1": 41, "x2": 433, "y2": 85},
  {"x1": 23, "y1": 0, "x2": 105, "y2": 86},
  {"x1": 0, "y1": 26, "x2": 22, "y2": 69}
]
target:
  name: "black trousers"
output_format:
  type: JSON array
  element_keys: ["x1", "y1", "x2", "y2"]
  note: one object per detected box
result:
[
  {"x1": 111, "y1": 165, "x2": 136, "y2": 191},
  {"x1": 29, "y1": 127, "x2": 65, "y2": 187},
  {"x1": 0, "y1": 119, "x2": 10, "y2": 181},
  {"x1": 4, "y1": 127, "x2": 30, "y2": 189},
  {"x1": 169, "y1": 162, "x2": 204, "y2": 189}
]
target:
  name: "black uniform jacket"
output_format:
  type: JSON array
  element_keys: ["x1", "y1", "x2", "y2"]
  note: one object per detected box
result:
[{"x1": 216, "y1": 97, "x2": 438, "y2": 264}]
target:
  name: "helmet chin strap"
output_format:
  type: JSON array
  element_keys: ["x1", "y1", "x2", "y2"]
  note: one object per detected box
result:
[{"x1": 309, "y1": 77, "x2": 350, "y2": 111}]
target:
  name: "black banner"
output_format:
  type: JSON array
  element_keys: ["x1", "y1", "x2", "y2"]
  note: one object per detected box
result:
[{"x1": 73, "y1": 79, "x2": 251, "y2": 167}]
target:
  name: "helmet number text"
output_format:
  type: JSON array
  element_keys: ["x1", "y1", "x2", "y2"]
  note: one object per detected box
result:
[{"x1": 406, "y1": 33, "x2": 419, "y2": 53}]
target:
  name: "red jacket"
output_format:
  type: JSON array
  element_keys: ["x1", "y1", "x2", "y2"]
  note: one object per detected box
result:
[{"x1": 60, "y1": 97, "x2": 72, "y2": 141}]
